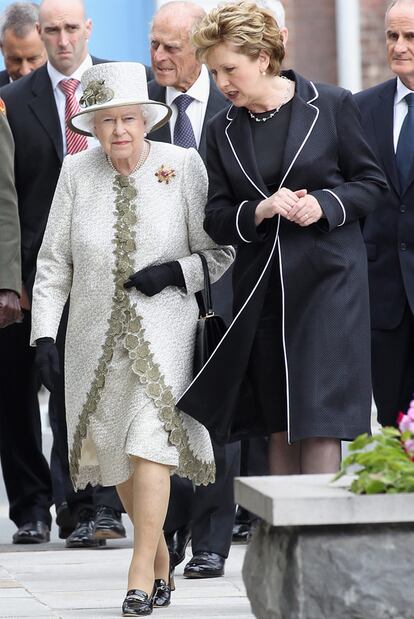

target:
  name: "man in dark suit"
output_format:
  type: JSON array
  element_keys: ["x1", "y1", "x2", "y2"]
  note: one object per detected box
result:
[
  {"x1": 0, "y1": 2, "x2": 46, "y2": 85},
  {"x1": 0, "y1": 0, "x2": 124, "y2": 546},
  {"x1": 355, "y1": 0, "x2": 414, "y2": 427},
  {"x1": 148, "y1": 0, "x2": 239, "y2": 579}
]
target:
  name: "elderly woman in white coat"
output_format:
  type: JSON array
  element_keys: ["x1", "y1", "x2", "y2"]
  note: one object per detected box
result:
[{"x1": 30, "y1": 62, "x2": 233, "y2": 617}]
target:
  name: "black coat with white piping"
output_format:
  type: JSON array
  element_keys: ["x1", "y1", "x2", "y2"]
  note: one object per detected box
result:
[{"x1": 177, "y1": 70, "x2": 388, "y2": 444}]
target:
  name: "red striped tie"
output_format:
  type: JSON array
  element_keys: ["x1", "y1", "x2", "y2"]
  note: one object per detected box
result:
[{"x1": 58, "y1": 78, "x2": 88, "y2": 155}]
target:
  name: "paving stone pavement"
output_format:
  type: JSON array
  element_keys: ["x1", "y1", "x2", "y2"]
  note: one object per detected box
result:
[
  {"x1": 0, "y1": 392, "x2": 255, "y2": 619},
  {"x1": 0, "y1": 541, "x2": 254, "y2": 618}
]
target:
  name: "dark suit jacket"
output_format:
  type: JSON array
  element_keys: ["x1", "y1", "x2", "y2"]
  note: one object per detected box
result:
[
  {"x1": 0, "y1": 70, "x2": 10, "y2": 87},
  {"x1": 148, "y1": 76, "x2": 228, "y2": 163},
  {"x1": 178, "y1": 70, "x2": 388, "y2": 444},
  {"x1": 355, "y1": 79, "x2": 414, "y2": 330},
  {"x1": 0, "y1": 57, "x2": 106, "y2": 294}
]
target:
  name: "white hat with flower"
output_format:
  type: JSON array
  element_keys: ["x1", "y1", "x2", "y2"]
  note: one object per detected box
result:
[{"x1": 69, "y1": 62, "x2": 171, "y2": 137}]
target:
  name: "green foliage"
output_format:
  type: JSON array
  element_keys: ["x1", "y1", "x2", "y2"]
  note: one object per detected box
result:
[{"x1": 333, "y1": 427, "x2": 414, "y2": 494}]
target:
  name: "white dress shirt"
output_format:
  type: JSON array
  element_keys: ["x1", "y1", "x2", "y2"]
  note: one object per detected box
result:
[
  {"x1": 47, "y1": 54, "x2": 98, "y2": 155},
  {"x1": 393, "y1": 77, "x2": 414, "y2": 152},
  {"x1": 166, "y1": 64, "x2": 210, "y2": 148}
]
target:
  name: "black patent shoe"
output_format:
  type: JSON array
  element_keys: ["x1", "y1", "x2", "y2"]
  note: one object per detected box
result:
[
  {"x1": 153, "y1": 565, "x2": 175, "y2": 609},
  {"x1": 12, "y1": 521, "x2": 50, "y2": 544},
  {"x1": 122, "y1": 584, "x2": 156, "y2": 616},
  {"x1": 93, "y1": 505, "x2": 126, "y2": 540},
  {"x1": 183, "y1": 551, "x2": 225, "y2": 578},
  {"x1": 65, "y1": 509, "x2": 106, "y2": 548}
]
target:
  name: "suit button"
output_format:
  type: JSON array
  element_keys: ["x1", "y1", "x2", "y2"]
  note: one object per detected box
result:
[
  {"x1": 401, "y1": 242, "x2": 407, "y2": 251},
  {"x1": 400, "y1": 204, "x2": 407, "y2": 213}
]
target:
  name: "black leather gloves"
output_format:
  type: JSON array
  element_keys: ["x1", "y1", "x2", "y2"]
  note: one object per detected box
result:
[
  {"x1": 35, "y1": 337, "x2": 60, "y2": 392},
  {"x1": 124, "y1": 261, "x2": 185, "y2": 297}
]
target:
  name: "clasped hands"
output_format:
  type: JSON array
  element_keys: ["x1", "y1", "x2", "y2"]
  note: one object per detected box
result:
[{"x1": 255, "y1": 188, "x2": 323, "y2": 227}]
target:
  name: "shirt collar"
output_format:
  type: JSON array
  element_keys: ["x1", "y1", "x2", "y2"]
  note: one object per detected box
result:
[
  {"x1": 47, "y1": 54, "x2": 93, "y2": 92},
  {"x1": 395, "y1": 76, "x2": 414, "y2": 105},
  {"x1": 166, "y1": 64, "x2": 210, "y2": 106}
]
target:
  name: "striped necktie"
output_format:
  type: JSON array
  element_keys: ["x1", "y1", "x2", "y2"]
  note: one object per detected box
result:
[{"x1": 58, "y1": 78, "x2": 88, "y2": 155}]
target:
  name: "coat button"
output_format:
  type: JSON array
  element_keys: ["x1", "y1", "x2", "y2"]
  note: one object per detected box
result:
[
  {"x1": 400, "y1": 204, "x2": 407, "y2": 213},
  {"x1": 401, "y1": 242, "x2": 407, "y2": 251}
]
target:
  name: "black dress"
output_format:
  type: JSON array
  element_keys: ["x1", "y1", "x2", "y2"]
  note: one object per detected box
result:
[{"x1": 246, "y1": 99, "x2": 293, "y2": 434}]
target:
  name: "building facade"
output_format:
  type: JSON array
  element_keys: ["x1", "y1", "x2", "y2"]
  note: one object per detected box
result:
[{"x1": 0, "y1": 0, "x2": 395, "y2": 91}]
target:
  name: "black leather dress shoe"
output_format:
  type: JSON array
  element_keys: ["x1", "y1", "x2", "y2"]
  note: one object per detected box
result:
[
  {"x1": 232, "y1": 522, "x2": 252, "y2": 543},
  {"x1": 12, "y1": 521, "x2": 50, "y2": 544},
  {"x1": 93, "y1": 505, "x2": 126, "y2": 540},
  {"x1": 165, "y1": 524, "x2": 191, "y2": 568},
  {"x1": 183, "y1": 551, "x2": 225, "y2": 578},
  {"x1": 122, "y1": 584, "x2": 156, "y2": 616},
  {"x1": 65, "y1": 510, "x2": 106, "y2": 548}
]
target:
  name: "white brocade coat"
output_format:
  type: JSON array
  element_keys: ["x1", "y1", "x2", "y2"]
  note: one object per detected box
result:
[{"x1": 31, "y1": 142, "x2": 234, "y2": 490}]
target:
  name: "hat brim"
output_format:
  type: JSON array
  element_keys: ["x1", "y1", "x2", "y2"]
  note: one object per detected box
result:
[{"x1": 68, "y1": 99, "x2": 172, "y2": 137}]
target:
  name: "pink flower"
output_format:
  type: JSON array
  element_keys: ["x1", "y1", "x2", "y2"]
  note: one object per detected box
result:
[
  {"x1": 407, "y1": 407, "x2": 414, "y2": 421},
  {"x1": 398, "y1": 413, "x2": 412, "y2": 432},
  {"x1": 397, "y1": 412, "x2": 405, "y2": 425},
  {"x1": 404, "y1": 439, "x2": 414, "y2": 454}
]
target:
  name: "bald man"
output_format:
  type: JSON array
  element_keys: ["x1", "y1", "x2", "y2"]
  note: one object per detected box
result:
[{"x1": 0, "y1": 0, "x2": 125, "y2": 547}]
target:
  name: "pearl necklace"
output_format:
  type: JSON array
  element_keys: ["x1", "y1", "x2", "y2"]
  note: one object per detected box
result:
[
  {"x1": 107, "y1": 139, "x2": 150, "y2": 175},
  {"x1": 248, "y1": 76, "x2": 293, "y2": 123}
]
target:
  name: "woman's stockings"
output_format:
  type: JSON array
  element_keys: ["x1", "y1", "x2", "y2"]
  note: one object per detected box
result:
[
  {"x1": 116, "y1": 457, "x2": 170, "y2": 595},
  {"x1": 269, "y1": 432, "x2": 341, "y2": 475}
]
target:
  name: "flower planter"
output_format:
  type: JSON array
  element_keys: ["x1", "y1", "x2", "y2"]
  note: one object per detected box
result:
[{"x1": 235, "y1": 474, "x2": 414, "y2": 619}]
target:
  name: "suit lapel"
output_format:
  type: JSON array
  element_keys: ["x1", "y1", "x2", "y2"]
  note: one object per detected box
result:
[
  {"x1": 279, "y1": 87, "x2": 319, "y2": 185},
  {"x1": 371, "y1": 79, "x2": 400, "y2": 195},
  {"x1": 199, "y1": 79, "x2": 228, "y2": 161},
  {"x1": 29, "y1": 66, "x2": 63, "y2": 162},
  {"x1": 224, "y1": 71, "x2": 319, "y2": 198},
  {"x1": 147, "y1": 82, "x2": 172, "y2": 143},
  {"x1": 225, "y1": 105, "x2": 269, "y2": 198}
]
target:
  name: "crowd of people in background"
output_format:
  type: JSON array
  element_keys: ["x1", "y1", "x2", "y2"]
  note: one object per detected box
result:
[{"x1": 0, "y1": 0, "x2": 413, "y2": 615}]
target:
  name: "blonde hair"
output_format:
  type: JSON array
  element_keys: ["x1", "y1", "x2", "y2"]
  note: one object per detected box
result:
[{"x1": 191, "y1": 1, "x2": 285, "y2": 76}]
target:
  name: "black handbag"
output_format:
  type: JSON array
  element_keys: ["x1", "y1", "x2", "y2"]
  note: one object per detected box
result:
[{"x1": 193, "y1": 252, "x2": 227, "y2": 375}]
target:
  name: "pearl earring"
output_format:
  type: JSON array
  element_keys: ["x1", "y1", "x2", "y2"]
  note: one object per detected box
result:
[
  {"x1": 144, "y1": 131, "x2": 148, "y2": 137},
  {"x1": 261, "y1": 71, "x2": 266, "y2": 76}
]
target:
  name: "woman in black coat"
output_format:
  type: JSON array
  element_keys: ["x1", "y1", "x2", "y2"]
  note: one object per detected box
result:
[{"x1": 177, "y1": 1, "x2": 388, "y2": 474}]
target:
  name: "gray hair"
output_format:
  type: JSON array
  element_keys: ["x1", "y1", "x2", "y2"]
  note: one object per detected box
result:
[
  {"x1": 255, "y1": 0, "x2": 286, "y2": 27},
  {"x1": 0, "y1": 2, "x2": 39, "y2": 43},
  {"x1": 386, "y1": 0, "x2": 414, "y2": 16},
  {"x1": 150, "y1": 1, "x2": 206, "y2": 31}
]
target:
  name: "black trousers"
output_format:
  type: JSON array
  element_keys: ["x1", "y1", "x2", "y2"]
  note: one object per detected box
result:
[
  {"x1": 164, "y1": 440, "x2": 240, "y2": 559},
  {"x1": 52, "y1": 303, "x2": 123, "y2": 517},
  {"x1": 372, "y1": 304, "x2": 414, "y2": 427},
  {"x1": 0, "y1": 312, "x2": 53, "y2": 527},
  {"x1": 235, "y1": 437, "x2": 269, "y2": 525}
]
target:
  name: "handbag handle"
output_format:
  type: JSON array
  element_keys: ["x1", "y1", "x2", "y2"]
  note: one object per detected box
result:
[{"x1": 195, "y1": 252, "x2": 214, "y2": 317}]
